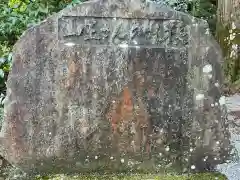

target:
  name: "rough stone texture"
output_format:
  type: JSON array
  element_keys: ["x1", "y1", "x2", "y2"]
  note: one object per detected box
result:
[{"x1": 0, "y1": 0, "x2": 232, "y2": 174}]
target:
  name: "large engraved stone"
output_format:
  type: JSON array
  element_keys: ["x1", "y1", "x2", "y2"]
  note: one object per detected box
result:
[{"x1": 0, "y1": 0, "x2": 232, "y2": 174}]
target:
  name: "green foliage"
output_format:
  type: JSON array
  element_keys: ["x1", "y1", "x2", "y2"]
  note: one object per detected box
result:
[
  {"x1": 1, "y1": 1, "x2": 63, "y2": 46},
  {"x1": 191, "y1": 0, "x2": 217, "y2": 34},
  {"x1": 159, "y1": 0, "x2": 217, "y2": 33}
]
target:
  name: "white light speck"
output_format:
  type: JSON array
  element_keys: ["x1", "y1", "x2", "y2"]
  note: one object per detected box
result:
[
  {"x1": 190, "y1": 148, "x2": 193, "y2": 152},
  {"x1": 219, "y1": 96, "x2": 226, "y2": 105},
  {"x1": 230, "y1": 34, "x2": 235, "y2": 41},
  {"x1": 95, "y1": 156, "x2": 98, "y2": 160},
  {"x1": 205, "y1": 28, "x2": 210, "y2": 35},
  {"x1": 64, "y1": 42, "x2": 75, "y2": 47},
  {"x1": 203, "y1": 64, "x2": 212, "y2": 73},
  {"x1": 110, "y1": 156, "x2": 114, "y2": 160},
  {"x1": 232, "y1": 22, "x2": 236, "y2": 30},
  {"x1": 133, "y1": 40, "x2": 138, "y2": 45},
  {"x1": 195, "y1": 93, "x2": 204, "y2": 101},
  {"x1": 165, "y1": 146, "x2": 170, "y2": 152},
  {"x1": 120, "y1": 158, "x2": 124, "y2": 163},
  {"x1": 211, "y1": 103, "x2": 214, "y2": 107},
  {"x1": 215, "y1": 102, "x2": 218, "y2": 106},
  {"x1": 216, "y1": 141, "x2": 220, "y2": 145},
  {"x1": 191, "y1": 165, "x2": 196, "y2": 170},
  {"x1": 119, "y1": 44, "x2": 129, "y2": 48},
  {"x1": 208, "y1": 74, "x2": 213, "y2": 79},
  {"x1": 214, "y1": 82, "x2": 220, "y2": 87}
]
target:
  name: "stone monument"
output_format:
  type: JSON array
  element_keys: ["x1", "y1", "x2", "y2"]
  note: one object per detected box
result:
[{"x1": 0, "y1": 0, "x2": 232, "y2": 174}]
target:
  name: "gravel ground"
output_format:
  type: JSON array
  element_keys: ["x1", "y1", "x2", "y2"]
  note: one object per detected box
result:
[{"x1": 217, "y1": 94, "x2": 240, "y2": 180}]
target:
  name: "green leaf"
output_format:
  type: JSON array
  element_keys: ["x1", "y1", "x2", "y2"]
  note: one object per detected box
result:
[
  {"x1": 19, "y1": 4, "x2": 27, "y2": 12},
  {"x1": 0, "y1": 97, "x2": 3, "y2": 105},
  {"x1": 39, "y1": 4, "x2": 48, "y2": 14},
  {"x1": 0, "y1": 70, "x2": 4, "y2": 78},
  {"x1": 7, "y1": 53, "x2": 12, "y2": 62},
  {"x1": 0, "y1": 96, "x2": 6, "y2": 105},
  {"x1": 0, "y1": 58, "x2": 5, "y2": 64}
]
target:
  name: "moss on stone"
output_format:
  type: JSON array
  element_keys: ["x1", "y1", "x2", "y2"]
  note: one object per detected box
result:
[{"x1": 34, "y1": 173, "x2": 227, "y2": 180}]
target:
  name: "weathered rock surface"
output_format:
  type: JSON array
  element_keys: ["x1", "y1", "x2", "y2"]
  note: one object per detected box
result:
[{"x1": 0, "y1": 0, "x2": 232, "y2": 174}]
